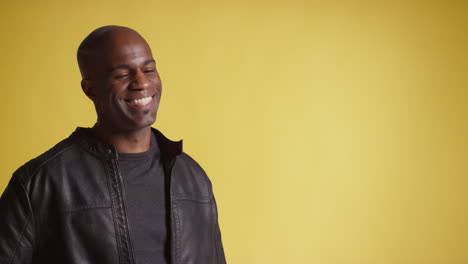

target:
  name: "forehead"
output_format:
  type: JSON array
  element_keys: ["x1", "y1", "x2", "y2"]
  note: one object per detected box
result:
[{"x1": 98, "y1": 30, "x2": 154, "y2": 68}]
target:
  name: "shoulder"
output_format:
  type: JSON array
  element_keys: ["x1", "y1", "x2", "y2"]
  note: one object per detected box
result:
[
  {"x1": 11, "y1": 131, "x2": 81, "y2": 190},
  {"x1": 175, "y1": 152, "x2": 210, "y2": 179},
  {"x1": 171, "y1": 152, "x2": 214, "y2": 201}
]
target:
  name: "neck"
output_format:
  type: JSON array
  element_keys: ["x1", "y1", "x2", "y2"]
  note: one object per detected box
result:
[{"x1": 92, "y1": 124, "x2": 152, "y2": 153}]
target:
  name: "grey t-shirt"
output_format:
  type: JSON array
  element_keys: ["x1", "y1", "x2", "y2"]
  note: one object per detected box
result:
[{"x1": 118, "y1": 133, "x2": 169, "y2": 264}]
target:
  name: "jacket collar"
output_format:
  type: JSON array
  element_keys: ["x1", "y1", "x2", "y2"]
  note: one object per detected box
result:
[{"x1": 72, "y1": 127, "x2": 183, "y2": 161}]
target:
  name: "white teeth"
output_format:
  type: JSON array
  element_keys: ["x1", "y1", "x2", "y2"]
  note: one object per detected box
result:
[{"x1": 130, "y1": 96, "x2": 152, "y2": 105}]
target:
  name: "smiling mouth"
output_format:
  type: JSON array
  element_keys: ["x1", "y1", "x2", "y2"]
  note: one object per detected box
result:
[{"x1": 124, "y1": 96, "x2": 153, "y2": 106}]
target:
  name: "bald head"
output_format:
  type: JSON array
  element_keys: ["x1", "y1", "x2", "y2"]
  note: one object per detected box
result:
[{"x1": 77, "y1": 25, "x2": 151, "y2": 80}]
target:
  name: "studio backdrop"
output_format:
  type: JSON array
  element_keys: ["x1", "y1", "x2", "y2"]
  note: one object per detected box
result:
[{"x1": 0, "y1": 1, "x2": 467, "y2": 263}]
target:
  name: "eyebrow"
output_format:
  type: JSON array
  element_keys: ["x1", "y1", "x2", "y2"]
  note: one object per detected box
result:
[{"x1": 110, "y1": 59, "x2": 156, "y2": 72}]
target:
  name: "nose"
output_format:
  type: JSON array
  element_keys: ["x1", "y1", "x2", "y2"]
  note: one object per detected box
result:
[{"x1": 129, "y1": 69, "x2": 151, "y2": 90}]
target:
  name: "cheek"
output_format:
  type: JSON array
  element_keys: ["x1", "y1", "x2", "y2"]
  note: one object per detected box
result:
[
  {"x1": 95, "y1": 91, "x2": 121, "y2": 114},
  {"x1": 151, "y1": 75, "x2": 162, "y2": 92},
  {"x1": 155, "y1": 85, "x2": 162, "y2": 101},
  {"x1": 93, "y1": 94, "x2": 105, "y2": 114},
  {"x1": 155, "y1": 90, "x2": 162, "y2": 102}
]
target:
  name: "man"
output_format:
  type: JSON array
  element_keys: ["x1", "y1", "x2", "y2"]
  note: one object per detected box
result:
[{"x1": 0, "y1": 26, "x2": 226, "y2": 264}]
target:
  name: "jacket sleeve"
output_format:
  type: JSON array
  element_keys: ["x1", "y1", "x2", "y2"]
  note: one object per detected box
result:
[
  {"x1": 213, "y1": 195, "x2": 227, "y2": 264},
  {"x1": 215, "y1": 220, "x2": 226, "y2": 264},
  {"x1": 0, "y1": 174, "x2": 34, "y2": 264}
]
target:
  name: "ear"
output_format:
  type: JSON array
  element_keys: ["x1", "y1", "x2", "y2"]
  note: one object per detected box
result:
[{"x1": 81, "y1": 79, "x2": 97, "y2": 102}]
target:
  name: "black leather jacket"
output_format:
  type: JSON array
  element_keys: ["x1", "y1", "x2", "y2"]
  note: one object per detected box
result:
[{"x1": 0, "y1": 127, "x2": 226, "y2": 264}]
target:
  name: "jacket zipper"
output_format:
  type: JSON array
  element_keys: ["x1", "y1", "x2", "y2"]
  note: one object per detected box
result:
[
  {"x1": 163, "y1": 157, "x2": 177, "y2": 264},
  {"x1": 111, "y1": 152, "x2": 136, "y2": 264}
]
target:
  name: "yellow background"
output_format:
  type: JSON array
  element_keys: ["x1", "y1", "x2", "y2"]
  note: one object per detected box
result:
[{"x1": 1, "y1": 1, "x2": 467, "y2": 263}]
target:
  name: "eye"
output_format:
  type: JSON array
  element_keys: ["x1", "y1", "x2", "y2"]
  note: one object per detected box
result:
[
  {"x1": 115, "y1": 73, "x2": 130, "y2": 79},
  {"x1": 143, "y1": 68, "x2": 156, "y2": 74}
]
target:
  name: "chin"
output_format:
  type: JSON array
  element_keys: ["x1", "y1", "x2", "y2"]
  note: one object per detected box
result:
[{"x1": 129, "y1": 116, "x2": 157, "y2": 130}]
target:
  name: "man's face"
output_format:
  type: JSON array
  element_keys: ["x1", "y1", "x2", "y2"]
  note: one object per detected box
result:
[{"x1": 88, "y1": 31, "x2": 162, "y2": 132}]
